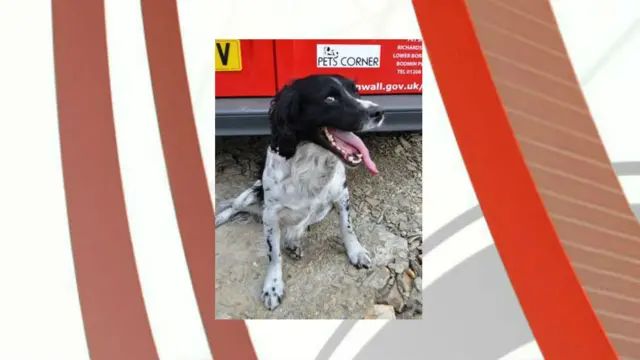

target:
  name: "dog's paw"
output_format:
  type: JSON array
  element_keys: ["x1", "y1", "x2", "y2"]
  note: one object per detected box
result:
[
  {"x1": 262, "y1": 276, "x2": 285, "y2": 311},
  {"x1": 284, "y1": 245, "x2": 304, "y2": 260},
  {"x1": 348, "y1": 248, "x2": 372, "y2": 269}
]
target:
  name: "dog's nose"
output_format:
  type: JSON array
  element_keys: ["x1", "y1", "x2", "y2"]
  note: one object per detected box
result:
[{"x1": 367, "y1": 105, "x2": 384, "y2": 121}]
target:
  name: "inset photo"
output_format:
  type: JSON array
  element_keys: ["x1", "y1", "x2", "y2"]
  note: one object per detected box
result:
[{"x1": 214, "y1": 39, "x2": 423, "y2": 319}]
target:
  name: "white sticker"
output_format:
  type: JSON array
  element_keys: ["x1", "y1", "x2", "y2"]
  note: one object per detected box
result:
[{"x1": 316, "y1": 44, "x2": 382, "y2": 68}]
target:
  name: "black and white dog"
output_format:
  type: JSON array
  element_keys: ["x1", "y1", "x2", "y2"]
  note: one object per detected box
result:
[{"x1": 215, "y1": 74, "x2": 384, "y2": 310}]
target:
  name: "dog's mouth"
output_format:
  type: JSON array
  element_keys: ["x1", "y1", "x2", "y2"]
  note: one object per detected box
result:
[{"x1": 322, "y1": 127, "x2": 378, "y2": 174}]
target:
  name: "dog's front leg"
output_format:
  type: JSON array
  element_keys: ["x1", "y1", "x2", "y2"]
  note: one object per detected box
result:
[
  {"x1": 335, "y1": 189, "x2": 371, "y2": 269},
  {"x1": 261, "y1": 206, "x2": 285, "y2": 310}
]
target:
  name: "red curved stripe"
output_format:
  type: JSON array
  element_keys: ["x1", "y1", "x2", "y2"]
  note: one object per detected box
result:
[{"x1": 412, "y1": 0, "x2": 617, "y2": 359}]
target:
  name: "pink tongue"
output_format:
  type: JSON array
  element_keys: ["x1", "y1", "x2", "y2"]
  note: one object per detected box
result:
[{"x1": 330, "y1": 129, "x2": 378, "y2": 174}]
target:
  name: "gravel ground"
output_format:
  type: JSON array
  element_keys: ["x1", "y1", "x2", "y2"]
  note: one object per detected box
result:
[{"x1": 214, "y1": 132, "x2": 423, "y2": 319}]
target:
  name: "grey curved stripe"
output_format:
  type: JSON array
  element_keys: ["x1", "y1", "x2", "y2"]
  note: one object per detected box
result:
[
  {"x1": 314, "y1": 320, "x2": 357, "y2": 360},
  {"x1": 424, "y1": 206, "x2": 484, "y2": 253},
  {"x1": 613, "y1": 161, "x2": 640, "y2": 176},
  {"x1": 632, "y1": 204, "x2": 640, "y2": 219}
]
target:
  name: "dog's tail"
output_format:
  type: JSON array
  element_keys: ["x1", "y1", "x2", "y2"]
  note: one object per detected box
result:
[{"x1": 215, "y1": 180, "x2": 264, "y2": 227}]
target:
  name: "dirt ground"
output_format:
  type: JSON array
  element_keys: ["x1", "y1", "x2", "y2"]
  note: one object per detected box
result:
[{"x1": 214, "y1": 132, "x2": 423, "y2": 319}]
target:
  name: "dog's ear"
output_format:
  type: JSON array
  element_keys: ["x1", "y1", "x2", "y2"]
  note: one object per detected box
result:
[{"x1": 268, "y1": 85, "x2": 300, "y2": 158}]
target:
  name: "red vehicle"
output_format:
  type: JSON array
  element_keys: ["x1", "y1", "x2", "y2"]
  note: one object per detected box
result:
[{"x1": 215, "y1": 39, "x2": 423, "y2": 136}]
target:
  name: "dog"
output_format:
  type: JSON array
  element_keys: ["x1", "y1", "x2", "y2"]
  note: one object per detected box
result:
[{"x1": 215, "y1": 74, "x2": 385, "y2": 310}]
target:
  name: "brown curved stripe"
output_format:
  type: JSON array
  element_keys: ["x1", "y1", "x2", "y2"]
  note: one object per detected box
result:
[
  {"x1": 140, "y1": 1, "x2": 257, "y2": 359},
  {"x1": 52, "y1": 1, "x2": 159, "y2": 359}
]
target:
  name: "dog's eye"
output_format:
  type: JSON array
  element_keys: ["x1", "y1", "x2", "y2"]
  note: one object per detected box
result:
[{"x1": 325, "y1": 96, "x2": 337, "y2": 103}]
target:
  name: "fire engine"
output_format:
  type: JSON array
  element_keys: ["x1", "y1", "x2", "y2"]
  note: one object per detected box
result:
[{"x1": 215, "y1": 39, "x2": 423, "y2": 136}]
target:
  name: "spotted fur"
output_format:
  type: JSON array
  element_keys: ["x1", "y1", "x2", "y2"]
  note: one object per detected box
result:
[{"x1": 215, "y1": 74, "x2": 384, "y2": 311}]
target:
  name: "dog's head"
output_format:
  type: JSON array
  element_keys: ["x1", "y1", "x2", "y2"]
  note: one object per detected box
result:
[{"x1": 268, "y1": 74, "x2": 384, "y2": 174}]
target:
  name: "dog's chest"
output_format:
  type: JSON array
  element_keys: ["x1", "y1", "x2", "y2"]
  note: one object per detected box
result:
[{"x1": 263, "y1": 144, "x2": 346, "y2": 225}]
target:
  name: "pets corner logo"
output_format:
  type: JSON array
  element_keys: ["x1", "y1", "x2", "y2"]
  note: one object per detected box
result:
[
  {"x1": 323, "y1": 46, "x2": 339, "y2": 58},
  {"x1": 317, "y1": 44, "x2": 381, "y2": 68}
]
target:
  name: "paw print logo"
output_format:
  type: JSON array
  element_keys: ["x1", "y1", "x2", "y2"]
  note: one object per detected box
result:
[{"x1": 324, "y1": 46, "x2": 339, "y2": 58}]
